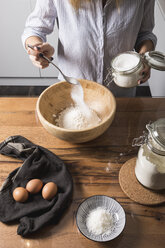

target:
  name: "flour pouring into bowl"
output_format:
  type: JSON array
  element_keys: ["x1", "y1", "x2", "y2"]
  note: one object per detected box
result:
[
  {"x1": 70, "y1": 83, "x2": 91, "y2": 117},
  {"x1": 55, "y1": 82, "x2": 101, "y2": 130}
]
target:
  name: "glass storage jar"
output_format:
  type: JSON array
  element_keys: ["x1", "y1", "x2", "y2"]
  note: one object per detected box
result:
[
  {"x1": 133, "y1": 118, "x2": 165, "y2": 190},
  {"x1": 111, "y1": 51, "x2": 165, "y2": 88}
]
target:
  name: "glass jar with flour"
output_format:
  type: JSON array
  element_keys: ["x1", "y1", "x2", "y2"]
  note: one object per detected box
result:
[
  {"x1": 133, "y1": 118, "x2": 165, "y2": 190},
  {"x1": 111, "y1": 51, "x2": 165, "y2": 88}
]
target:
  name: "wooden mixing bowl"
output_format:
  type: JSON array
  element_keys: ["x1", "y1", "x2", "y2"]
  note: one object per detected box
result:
[{"x1": 36, "y1": 79, "x2": 116, "y2": 143}]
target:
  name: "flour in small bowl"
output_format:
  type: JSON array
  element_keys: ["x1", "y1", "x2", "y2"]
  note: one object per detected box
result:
[
  {"x1": 55, "y1": 83, "x2": 101, "y2": 130},
  {"x1": 86, "y1": 207, "x2": 113, "y2": 236}
]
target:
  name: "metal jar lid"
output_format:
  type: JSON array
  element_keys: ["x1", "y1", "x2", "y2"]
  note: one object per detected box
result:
[
  {"x1": 144, "y1": 51, "x2": 165, "y2": 71},
  {"x1": 146, "y1": 118, "x2": 165, "y2": 155}
]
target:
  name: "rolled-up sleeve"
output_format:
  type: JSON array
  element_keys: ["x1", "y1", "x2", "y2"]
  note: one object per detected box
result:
[
  {"x1": 21, "y1": 0, "x2": 57, "y2": 47},
  {"x1": 135, "y1": 0, "x2": 157, "y2": 50}
]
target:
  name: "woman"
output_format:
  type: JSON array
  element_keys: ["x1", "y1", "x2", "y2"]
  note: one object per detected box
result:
[{"x1": 22, "y1": 0, "x2": 157, "y2": 96}]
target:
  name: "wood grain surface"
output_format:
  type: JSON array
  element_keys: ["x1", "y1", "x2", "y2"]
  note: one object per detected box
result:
[{"x1": 0, "y1": 97, "x2": 165, "y2": 248}]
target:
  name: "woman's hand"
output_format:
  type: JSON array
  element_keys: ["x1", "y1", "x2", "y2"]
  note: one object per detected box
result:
[
  {"x1": 138, "y1": 62, "x2": 151, "y2": 85},
  {"x1": 27, "y1": 42, "x2": 55, "y2": 69},
  {"x1": 137, "y1": 40, "x2": 154, "y2": 85}
]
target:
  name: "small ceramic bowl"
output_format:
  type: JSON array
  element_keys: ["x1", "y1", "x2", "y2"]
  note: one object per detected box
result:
[{"x1": 76, "y1": 195, "x2": 126, "y2": 242}]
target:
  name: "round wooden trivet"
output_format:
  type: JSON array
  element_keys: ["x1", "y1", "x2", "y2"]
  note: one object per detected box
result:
[{"x1": 119, "y1": 157, "x2": 165, "y2": 205}]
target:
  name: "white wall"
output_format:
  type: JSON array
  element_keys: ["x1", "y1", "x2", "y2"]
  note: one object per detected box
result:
[
  {"x1": 0, "y1": 0, "x2": 59, "y2": 86},
  {"x1": 149, "y1": 0, "x2": 165, "y2": 97},
  {"x1": 0, "y1": 0, "x2": 39, "y2": 77},
  {"x1": 157, "y1": 0, "x2": 165, "y2": 17}
]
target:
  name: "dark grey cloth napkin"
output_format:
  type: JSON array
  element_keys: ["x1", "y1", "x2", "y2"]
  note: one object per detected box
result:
[{"x1": 0, "y1": 135, "x2": 73, "y2": 237}]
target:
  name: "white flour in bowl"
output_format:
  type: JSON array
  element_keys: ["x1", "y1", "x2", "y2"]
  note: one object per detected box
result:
[
  {"x1": 55, "y1": 84, "x2": 101, "y2": 130},
  {"x1": 56, "y1": 105, "x2": 101, "y2": 130}
]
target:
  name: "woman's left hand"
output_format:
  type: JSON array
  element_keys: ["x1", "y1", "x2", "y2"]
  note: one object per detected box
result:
[
  {"x1": 137, "y1": 40, "x2": 154, "y2": 85},
  {"x1": 138, "y1": 63, "x2": 151, "y2": 85}
]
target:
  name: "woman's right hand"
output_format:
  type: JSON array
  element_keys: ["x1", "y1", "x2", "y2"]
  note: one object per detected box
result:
[{"x1": 27, "y1": 42, "x2": 55, "y2": 69}]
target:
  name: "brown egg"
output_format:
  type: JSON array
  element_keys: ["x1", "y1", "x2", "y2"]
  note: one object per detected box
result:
[
  {"x1": 26, "y1": 179, "x2": 43, "y2": 194},
  {"x1": 42, "y1": 182, "x2": 58, "y2": 200},
  {"x1": 13, "y1": 187, "x2": 28, "y2": 203}
]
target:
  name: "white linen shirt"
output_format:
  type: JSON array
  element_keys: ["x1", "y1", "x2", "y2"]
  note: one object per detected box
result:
[{"x1": 22, "y1": 0, "x2": 157, "y2": 96}]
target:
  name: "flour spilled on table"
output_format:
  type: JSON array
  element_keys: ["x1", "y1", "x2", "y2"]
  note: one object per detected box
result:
[{"x1": 54, "y1": 83, "x2": 101, "y2": 130}]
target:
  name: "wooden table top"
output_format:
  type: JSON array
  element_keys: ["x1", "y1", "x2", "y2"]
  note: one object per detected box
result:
[{"x1": 0, "y1": 97, "x2": 165, "y2": 248}]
